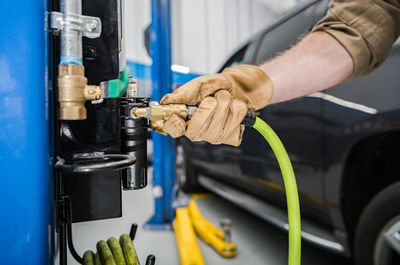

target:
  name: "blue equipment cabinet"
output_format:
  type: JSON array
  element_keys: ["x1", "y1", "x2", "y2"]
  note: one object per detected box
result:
[{"x1": 0, "y1": 0, "x2": 52, "y2": 264}]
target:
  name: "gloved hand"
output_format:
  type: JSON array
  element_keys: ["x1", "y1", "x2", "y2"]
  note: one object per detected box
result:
[{"x1": 160, "y1": 64, "x2": 273, "y2": 146}]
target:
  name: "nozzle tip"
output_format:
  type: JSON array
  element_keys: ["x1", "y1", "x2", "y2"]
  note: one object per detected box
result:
[{"x1": 130, "y1": 107, "x2": 147, "y2": 118}]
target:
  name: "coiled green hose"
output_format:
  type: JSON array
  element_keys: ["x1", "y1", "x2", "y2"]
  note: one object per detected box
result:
[
  {"x1": 83, "y1": 234, "x2": 140, "y2": 265},
  {"x1": 252, "y1": 117, "x2": 301, "y2": 265}
]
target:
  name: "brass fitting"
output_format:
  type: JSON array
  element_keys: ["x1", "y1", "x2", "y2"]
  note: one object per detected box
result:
[
  {"x1": 131, "y1": 104, "x2": 189, "y2": 135},
  {"x1": 149, "y1": 104, "x2": 188, "y2": 122},
  {"x1": 130, "y1": 107, "x2": 148, "y2": 119},
  {"x1": 131, "y1": 104, "x2": 188, "y2": 121},
  {"x1": 58, "y1": 64, "x2": 102, "y2": 120},
  {"x1": 151, "y1": 120, "x2": 167, "y2": 135},
  {"x1": 83, "y1": 85, "x2": 102, "y2": 101}
]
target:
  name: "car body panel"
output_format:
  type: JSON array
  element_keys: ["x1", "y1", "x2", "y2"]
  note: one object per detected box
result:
[
  {"x1": 184, "y1": 0, "x2": 400, "y2": 255},
  {"x1": 320, "y1": 45, "x2": 400, "y2": 231},
  {"x1": 192, "y1": 0, "x2": 333, "y2": 226}
]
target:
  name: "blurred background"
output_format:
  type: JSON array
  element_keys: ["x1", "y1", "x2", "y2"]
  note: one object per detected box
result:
[{"x1": 124, "y1": 0, "x2": 298, "y2": 96}]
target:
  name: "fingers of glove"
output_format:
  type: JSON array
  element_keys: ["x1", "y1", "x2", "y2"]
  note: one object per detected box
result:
[
  {"x1": 97, "y1": 240, "x2": 117, "y2": 265},
  {"x1": 201, "y1": 90, "x2": 232, "y2": 144},
  {"x1": 185, "y1": 96, "x2": 217, "y2": 141},
  {"x1": 220, "y1": 99, "x2": 248, "y2": 146},
  {"x1": 164, "y1": 114, "x2": 186, "y2": 138},
  {"x1": 94, "y1": 253, "x2": 102, "y2": 265},
  {"x1": 160, "y1": 74, "x2": 231, "y2": 105},
  {"x1": 119, "y1": 234, "x2": 140, "y2": 265},
  {"x1": 107, "y1": 237, "x2": 127, "y2": 265},
  {"x1": 83, "y1": 250, "x2": 95, "y2": 265}
]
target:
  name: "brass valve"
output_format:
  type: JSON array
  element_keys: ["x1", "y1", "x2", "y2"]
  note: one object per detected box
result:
[
  {"x1": 131, "y1": 104, "x2": 190, "y2": 135},
  {"x1": 58, "y1": 64, "x2": 102, "y2": 120}
]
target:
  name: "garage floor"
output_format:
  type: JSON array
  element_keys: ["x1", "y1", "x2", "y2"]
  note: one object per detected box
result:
[{"x1": 65, "y1": 167, "x2": 351, "y2": 265}]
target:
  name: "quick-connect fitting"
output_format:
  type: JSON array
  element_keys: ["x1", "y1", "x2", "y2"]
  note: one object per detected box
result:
[
  {"x1": 130, "y1": 103, "x2": 258, "y2": 134},
  {"x1": 58, "y1": 64, "x2": 102, "y2": 120},
  {"x1": 147, "y1": 104, "x2": 188, "y2": 122},
  {"x1": 130, "y1": 103, "x2": 189, "y2": 134}
]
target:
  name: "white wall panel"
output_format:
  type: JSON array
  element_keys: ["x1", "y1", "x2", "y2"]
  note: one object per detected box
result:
[
  {"x1": 125, "y1": 0, "x2": 296, "y2": 74},
  {"x1": 175, "y1": 0, "x2": 209, "y2": 73},
  {"x1": 125, "y1": 0, "x2": 152, "y2": 64},
  {"x1": 239, "y1": 0, "x2": 252, "y2": 41},
  {"x1": 206, "y1": 0, "x2": 226, "y2": 72}
]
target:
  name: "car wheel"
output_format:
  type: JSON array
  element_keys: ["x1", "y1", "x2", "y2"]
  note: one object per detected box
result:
[
  {"x1": 354, "y1": 182, "x2": 400, "y2": 265},
  {"x1": 175, "y1": 139, "x2": 200, "y2": 193}
]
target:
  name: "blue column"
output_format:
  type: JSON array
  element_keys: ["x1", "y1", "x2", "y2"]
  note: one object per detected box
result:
[
  {"x1": 0, "y1": 1, "x2": 51, "y2": 264},
  {"x1": 145, "y1": 0, "x2": 175, "y2": 229}
]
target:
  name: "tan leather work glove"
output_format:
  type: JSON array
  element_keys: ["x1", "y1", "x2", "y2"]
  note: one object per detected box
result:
[{"x1": 160, "y1": 64, "x2": 273, "y2": 146}]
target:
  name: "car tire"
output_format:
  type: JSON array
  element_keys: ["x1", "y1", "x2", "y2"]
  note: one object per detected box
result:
[
  {"x1": 175, "y1": 139, "x2": 201, "y2": 193},
  {"x1": 354, "y1": 181, "x2": 400, "y2": 265}
]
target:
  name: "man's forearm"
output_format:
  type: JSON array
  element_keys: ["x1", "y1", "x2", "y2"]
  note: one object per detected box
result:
[{"x1": 260, "y1": 31, "x2": 353, "y2": 104}]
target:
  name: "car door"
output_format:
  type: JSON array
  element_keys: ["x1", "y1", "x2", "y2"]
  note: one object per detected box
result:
[{"x1": 203, "y1": 0, "x2": 332, "y2": 226}]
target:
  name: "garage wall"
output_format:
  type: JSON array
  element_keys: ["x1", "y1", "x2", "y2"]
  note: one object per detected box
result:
[
  {"x1": 125, "y1": 0, "x2": 297, "y2": 74},
  {"x1": 125, "y1": 0, "x2": 152, "y2": 65}
]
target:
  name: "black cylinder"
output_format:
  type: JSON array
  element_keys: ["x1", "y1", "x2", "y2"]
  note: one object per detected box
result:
[
  {"x1": 120, "y1": 97, "x2": 150, "y2": 190},
  {"x1": 121, "y1": 114, "x2": 148, "y2": 190}
]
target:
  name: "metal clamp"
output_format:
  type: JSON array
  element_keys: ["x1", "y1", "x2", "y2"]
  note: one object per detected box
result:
[
  {"x1": 55, "y1": 154, "x2": 136, "y2": 173},
  {"x1": 50, "y1": 11, "x2": 101, "y2": 38},
  {"x1": 56, "y1": 195, "x2": 73, "y2": 227}
]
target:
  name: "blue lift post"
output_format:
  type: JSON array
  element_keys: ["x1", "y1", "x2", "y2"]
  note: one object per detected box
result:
[
  {"x1": 145, "y1": 0, "x2": 176, "y2": 229},
  {"x1": 0, "y1": 1, "x2": 52, "y2": 264}
]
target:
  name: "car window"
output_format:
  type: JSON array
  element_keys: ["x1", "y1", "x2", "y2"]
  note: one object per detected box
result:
[
  {"x1": 217, "y1": 44, "x2": 248, "y2": 72},
  {"x1": 254, "y1": 1, "x2": 328, "y2": 65},
  {"x1": 218, "y1": 0, "x2": 329, "y2": 71}
]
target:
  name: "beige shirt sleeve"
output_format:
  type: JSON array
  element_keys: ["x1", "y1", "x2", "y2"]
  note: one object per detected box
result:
[{"x1": 312, "y1": 0, "x2": 400, "y2": 79}]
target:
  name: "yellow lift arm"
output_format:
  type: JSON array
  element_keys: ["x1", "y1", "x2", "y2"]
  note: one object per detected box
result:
[
  {"x1": 173, "y1": 199, "x2": 237, "y2": 265},
  {"x1": 173, "y1": 207, "x2": 206, "y2": 265},
  {"x1": 188, "y1": 200, "x2": 236, "y2": 258}
]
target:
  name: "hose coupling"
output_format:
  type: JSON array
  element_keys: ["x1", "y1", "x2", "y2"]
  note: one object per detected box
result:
[
  {"x1": 131, "y1": 103, "x2": 189, "y2": 134},
  {"x1": 58, "y1": 64, "x2": 102, "y2": 120}
]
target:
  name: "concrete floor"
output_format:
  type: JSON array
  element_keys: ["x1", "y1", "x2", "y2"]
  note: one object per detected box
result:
[{"x1": 65, "y1": 170, "x2": 351, "y2": 265}]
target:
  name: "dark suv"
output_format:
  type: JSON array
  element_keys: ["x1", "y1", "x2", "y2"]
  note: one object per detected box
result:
[{"x1": 175, "y1": 1, "x2": 400, "y2": 264}]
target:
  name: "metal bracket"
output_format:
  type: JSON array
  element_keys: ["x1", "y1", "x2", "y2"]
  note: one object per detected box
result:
[
  {"x1": 50, "y1": 11, "x2": 101, "y2": 38},
  {"x1": 56, "y1": 195, "x2": 73, "y2": 228}
]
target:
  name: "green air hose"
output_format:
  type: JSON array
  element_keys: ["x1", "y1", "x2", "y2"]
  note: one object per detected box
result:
[
  {"x1": 78, "y1": 111, "x2": 300, "y2": 265},
  {"x1": 82, "y1": 234, "x2": 141, "y2": 265},
  {"x1": 252, "y1": 117, "x2": 301, "y2": 265},
  {"x1": 150, "y1": 105, "x2": 302, "y2": 265}
]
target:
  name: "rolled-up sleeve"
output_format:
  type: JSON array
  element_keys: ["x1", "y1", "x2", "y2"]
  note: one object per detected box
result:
[{"x1": 312, "y1": 0, "x2": 400, "y2": 79}]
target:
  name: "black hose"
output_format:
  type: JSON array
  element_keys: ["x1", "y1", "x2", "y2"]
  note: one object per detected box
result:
[
  {"x1": 67, "y1": 223, "x2": 84, "y2": 264},
  {"x1": 60, "y1": 224, "x2": 68, "y2": 265},
  {"x1": 146, "y1": 255, "x2": 156, "y2": 265}
]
